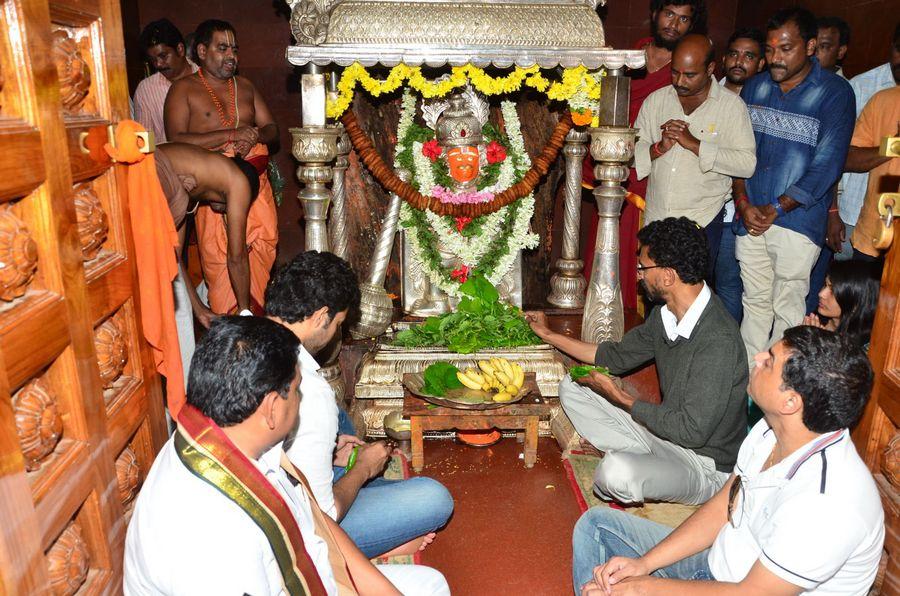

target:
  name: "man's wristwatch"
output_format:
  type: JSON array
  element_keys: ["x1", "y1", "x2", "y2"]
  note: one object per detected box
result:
[{"x1": 772, "y1": 201, "x2": 786, "y2": 218}]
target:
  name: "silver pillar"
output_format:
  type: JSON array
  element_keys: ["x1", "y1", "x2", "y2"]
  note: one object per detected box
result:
[
  {"x1": 581, "y1": 126, "x2": 637, "y2": 344},
  {"x1": 548, "y1": 128, "x2": 589, "y2": 308},
  {"x1": 290, "y1": 125, "x2": 340, "y2": 252},
  {"x1": 350, "y1": 171, "x2": 410, "y2": 340},
  {"x1": 329, "y1": 125, "x2": 352, "y2": 260}
]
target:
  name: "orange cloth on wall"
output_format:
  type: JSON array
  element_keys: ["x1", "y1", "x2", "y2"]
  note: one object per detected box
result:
[
  {"x1": 104, "y1": 120, "x2": 185, "y2": 417},
  {"x1": 195, "y1": 142, "x2": 278, "y2": 314}
]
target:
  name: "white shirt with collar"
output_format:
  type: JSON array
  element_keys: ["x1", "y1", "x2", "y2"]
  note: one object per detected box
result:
[
  {"x1": 660, "y1": 283, "x2": 711, "y2": 342},
  {"x1": 286, "y1": 344, "x2": 340, "y2": 519},
  {"x1": 634, "y1": 82, "x2": 757, "y2": 227},
  {"x1": 708, "y1": 420, "x2": 884, "y2": 594},
  {"x1": 124, "y1": 437, "x2": 338, "y2": 595}
]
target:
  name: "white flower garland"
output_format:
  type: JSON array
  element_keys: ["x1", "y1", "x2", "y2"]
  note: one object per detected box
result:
[{"x1": 398, "y1": 95, "x2": 539, "y2": 297}]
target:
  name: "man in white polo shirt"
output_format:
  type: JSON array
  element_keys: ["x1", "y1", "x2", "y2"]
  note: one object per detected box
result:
[{"x1": 573, "y1": 325, "x2": 883, "y2": 595}]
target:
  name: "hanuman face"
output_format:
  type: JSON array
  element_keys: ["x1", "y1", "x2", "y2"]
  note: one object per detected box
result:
[{"x1": 447, "y1": 146, "x2": 480, "y2": 184}]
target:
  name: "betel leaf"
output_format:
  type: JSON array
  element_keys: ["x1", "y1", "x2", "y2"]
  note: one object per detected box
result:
[
  {"x1": 393, "y1": 274, "x2": 541, "y2": 354},
  {"x1": 569, "y1": 365, "x2": 611, "y2": 380},
  {"x1": 421, "y1": 362, "x2": 464, "y2": 397}
]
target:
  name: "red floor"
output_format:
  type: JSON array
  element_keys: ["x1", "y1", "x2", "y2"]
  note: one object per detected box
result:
[{"x1": 415, "y1": 437, "x2": 582, "y2": 595}]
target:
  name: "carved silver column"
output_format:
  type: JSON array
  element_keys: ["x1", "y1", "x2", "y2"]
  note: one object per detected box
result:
[
  {"x1": 290, "y1": 125, "x2": 340, "y2": 252},
  {"x1": 548, "y1": 128, "x2": 589, "y2": 308},
  {"x1": 328, "y1": 125, "x2": 352, "y2": 259},
  {"x1": 581, "y1": 126, "x2": 637, "y2": 344},
  {"x1": 350, "y1": 172, "x2": 410, "y2": 340}
]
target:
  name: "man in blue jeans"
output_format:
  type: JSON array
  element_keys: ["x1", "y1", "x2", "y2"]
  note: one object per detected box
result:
[
  {"x1": 572, "y1": 326, "x2": 883, "y2": 595},
  {"x1": 265, "y1": 251, "x2": 453, "y2": 558}
]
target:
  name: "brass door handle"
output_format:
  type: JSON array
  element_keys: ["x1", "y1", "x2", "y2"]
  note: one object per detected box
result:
[{"x1": 873, "y1": 193, "x2": 899, "y2": 251}]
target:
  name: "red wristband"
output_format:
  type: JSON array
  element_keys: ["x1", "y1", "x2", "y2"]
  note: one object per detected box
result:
[
  {"x1": 828, "y1": 208, "x2": 839, "y2": 213},
  {"x1": 651, "y1": 141, "x2": 663, "y2": 157},
  {"x1": 735, "y1": 194, "x2": 749, "y2": 207}
]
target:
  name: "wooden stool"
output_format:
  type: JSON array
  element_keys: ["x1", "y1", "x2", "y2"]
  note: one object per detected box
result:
[{"x1": 402, "y1": 390, "x2": 551, "y2": 472}]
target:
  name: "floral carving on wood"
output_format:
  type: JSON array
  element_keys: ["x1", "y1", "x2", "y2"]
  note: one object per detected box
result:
[
  {"x1": 12, "y1": 377, "x2": 63, "y2": 472},
  {"x1": 46, "y1": 522, "x2": 90, "y2": 596},
  {"x1": 116, "y1": 447, "x2": 141, "y2": 506},
  {"x1": 883, "y1": 433, "x2": 900, "y2": 488},
  {"x1": 73, "y1": 183, "x2": 108, "y2": 260},
  {"x1": 51, "y1": 30, "x2": 91, "y2": 115},
  {"x1": 94, "y1": 318, "x2": 127, "y2": 388},
  {"x1": 0, "y1": 207, "x2": 39, "y2": 301}
]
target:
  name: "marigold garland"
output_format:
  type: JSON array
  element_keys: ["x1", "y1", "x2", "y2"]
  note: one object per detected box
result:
[
  {"x1": 341, "y1": 110, "x2": 573, "y2": 218},
  {"x1": 327, "y1": 63, "x2": 602, "y2": 119}
]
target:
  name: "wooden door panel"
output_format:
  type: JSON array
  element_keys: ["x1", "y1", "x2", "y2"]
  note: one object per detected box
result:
[{"x1": 0, "y1": 0, "x2": 166, "y2": 591}]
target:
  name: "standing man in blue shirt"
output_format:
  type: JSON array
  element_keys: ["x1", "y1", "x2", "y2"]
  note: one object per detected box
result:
[{"x1": 734, "y1": 7, "x2": 855, "y2": 364}]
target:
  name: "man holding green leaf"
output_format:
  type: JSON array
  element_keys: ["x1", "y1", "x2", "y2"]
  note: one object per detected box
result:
[{"x1": 527, "y1": 217, "x2": 748, "y2": 506}]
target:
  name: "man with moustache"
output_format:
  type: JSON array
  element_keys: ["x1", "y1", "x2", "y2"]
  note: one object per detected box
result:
[
  {"x1": 735, "y1": 7, "x2": 855, "y2": 366},
  {"x1": 837, "y1": 23, "x2": 900, "y2": 260},
  {"x1": 715, "y1": 28, "x2": 766, "y2": 322},
  {"x1": 134, "y1": 19, "x2": 197, "y2": 143},
  {"x1": 527, "y1": 218, "x2": 748, "y2": 507},
  {"x1": 165, "y1": 20, "x2": 278, "y2": 316},
  {"x1": 583, "y1": 0, "x2": 706, "y2": 313},
  {"x1": 633, "y1": 34, "x2": 756, "y2": 272}
]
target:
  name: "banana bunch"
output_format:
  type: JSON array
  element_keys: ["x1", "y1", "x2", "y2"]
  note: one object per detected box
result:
[{"x1": 456, "y1": 357, "x2": 526, "y2": 402}]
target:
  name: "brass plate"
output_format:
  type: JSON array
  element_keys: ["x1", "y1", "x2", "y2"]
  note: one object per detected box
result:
[{"x1": 402, "y1": 372, "x2": 535, "y2": 410}]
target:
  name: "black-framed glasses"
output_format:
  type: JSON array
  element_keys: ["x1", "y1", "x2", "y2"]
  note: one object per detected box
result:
[
  {"x1": 727, "y1": 475, "x2": 744, "y2": 528},
  {"x1": 636, "y1": 263, "x2": 663, "y2": 273}
]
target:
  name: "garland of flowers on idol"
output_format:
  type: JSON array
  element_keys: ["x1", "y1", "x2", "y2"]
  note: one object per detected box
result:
[{"x1": 395, "y1": 91, "x2": 539, "y2": 296}]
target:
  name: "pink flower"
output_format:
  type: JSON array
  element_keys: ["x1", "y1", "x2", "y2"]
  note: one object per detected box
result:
[
  {"x1": 486, "y1": 140, "x2": 507, "y2": 164},
  {"x1": 432, "y1": 186, "x2": 494, "y2": 205},
  {"x1": 450, "y1": 265, "x2": 470, "y2": 284},
  {"x1": 454, "y1": 216, "x2": 473, "y2": 233},
  {"x1": 422, "y1": 139, "x2": 442, "y2": 162}
]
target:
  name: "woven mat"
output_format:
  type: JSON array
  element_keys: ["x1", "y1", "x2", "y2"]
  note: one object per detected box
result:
[
  {"x1": 563, "y1": 451, "x2": 698, "y2": 528},
  {"x1": 369, "y1": 454, "x2": 420, "y2": 565}
]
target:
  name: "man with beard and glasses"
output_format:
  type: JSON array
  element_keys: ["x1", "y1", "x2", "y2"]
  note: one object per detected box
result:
[
  {"x1": 526, "y1": 218, "x2": 747, "y2": 507},
  {"x1": 165, "y1": 20, "x2": 278, "y2": 317},
  {"x1": 634, "y1": 35, "x2": 756, "y2": 274},
  {"x1": 133, "y1": 19, "x2": 197, "y2": 143},
  {"x1": 837, "y1": 22, "x2": 900, "y2": 260},
  {"x1": 583, "y1": 0, "x2": 706, "y2": 314},
  {"x1": 734, "y1": 7, "x2": 855, "y2": 367},
  {"x1": 715, "y1": 28, "x2": 766, "y2": 323},
  {"x1": 573, "y1": 326, "x2": 882, "y2": 596}
]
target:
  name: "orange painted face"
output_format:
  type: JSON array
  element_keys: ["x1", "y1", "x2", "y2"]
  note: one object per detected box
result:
[{"x1": 447, "y1": 146, "x2": 480, "y2": 183}]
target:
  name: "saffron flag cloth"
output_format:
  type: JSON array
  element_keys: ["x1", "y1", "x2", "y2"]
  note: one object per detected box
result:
[
  {"x1": 195, "y1": 142, "x2": 278, "y2": 314},
  {"x1": 104, "y1": 120, "x2": 185, "y2": 416},
  {"x1": 176, "y1": 404, "x2": 338, "y2": 596}
]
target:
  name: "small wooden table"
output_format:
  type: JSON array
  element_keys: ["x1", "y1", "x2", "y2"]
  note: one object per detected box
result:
[{"x1": 402, "y1": 389, "x2": 552, "y2": 472}]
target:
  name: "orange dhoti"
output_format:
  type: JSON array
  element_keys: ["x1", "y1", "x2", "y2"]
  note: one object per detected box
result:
[{"x1": 196, "y1": 143, "x2": 278, "y2": 314}]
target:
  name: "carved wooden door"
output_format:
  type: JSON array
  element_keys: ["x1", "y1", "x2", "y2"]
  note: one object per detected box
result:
[
  {"x1": 0, "y1": 0, "x2": 167, "y2": 592},
  {"x1": 854, "y1": 197, "x2": 900, "y2": 592}
]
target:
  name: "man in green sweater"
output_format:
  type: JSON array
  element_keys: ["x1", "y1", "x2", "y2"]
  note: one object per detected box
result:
[{"x1": 527, "y1": 217, "x2": 748, "y2": 506}]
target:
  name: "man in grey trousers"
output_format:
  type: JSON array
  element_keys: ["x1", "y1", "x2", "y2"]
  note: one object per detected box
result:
[{"x1": 526, "y1": 217, "x2": 748, "y2": 506}]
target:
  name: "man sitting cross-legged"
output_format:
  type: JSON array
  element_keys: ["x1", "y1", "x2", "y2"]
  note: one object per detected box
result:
[
  {"x1": 527, "y1": 217, "x2": 748, "y2": 506},
  {"x1": 573, "y1": 326, "x2": 884, "y2": 595},
  {"x1": 124, "y1": 316, "x2": 450, "y2": 595},
  {"x1": 265, "y1": 251, "x2": 454, "y2": 559}
]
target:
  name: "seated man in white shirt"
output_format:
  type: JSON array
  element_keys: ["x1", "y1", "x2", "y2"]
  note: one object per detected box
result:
[
  {"x1": 265, "y1": 251, "x2": 453, "y2": 558},
  {"x1": 573, "y1": 325, "x2": 884, "y2": 595},
  {"x1": 124, "y1": 316, "x2": 449, "y2": 595}
]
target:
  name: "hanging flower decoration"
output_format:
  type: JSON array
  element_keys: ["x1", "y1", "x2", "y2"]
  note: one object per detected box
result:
[
  {"x1": 327, "y1": 62, "x2": 604, "y2": 121},
  {"x1": 422, "y1": 139, "x2": 442, "y2": 162},
  {"x1": 396, "y1": 96, "x2": 540, "y2": 296},
  {"x1": 486, "y1": 141, "x2": 507, "y2": 164}
]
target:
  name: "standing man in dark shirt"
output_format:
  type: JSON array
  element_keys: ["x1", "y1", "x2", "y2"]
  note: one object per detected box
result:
[
  {"x1": 583, "y1": 0, "x2": 706, "y2": 312},
  {"x1": 735, "y1": 7, "x2": 855, "y2": 365},
  {"x1": 527, "y1": 218, "x2": 747, "y2": 507}
]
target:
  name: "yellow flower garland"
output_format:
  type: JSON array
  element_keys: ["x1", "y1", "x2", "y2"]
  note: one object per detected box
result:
[{"x1": 326, "y1": 62, "x2": 603, "y2": 119}]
